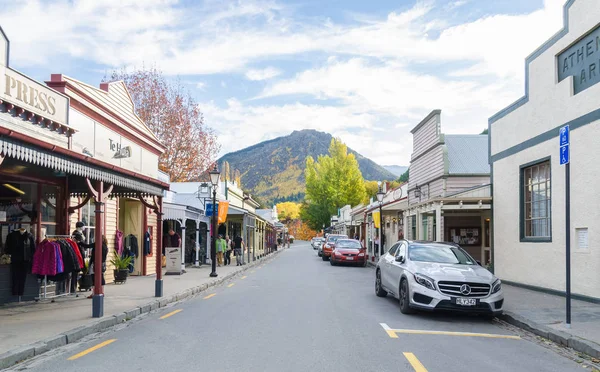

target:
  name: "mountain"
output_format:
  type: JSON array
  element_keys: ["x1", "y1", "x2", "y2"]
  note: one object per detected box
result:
[
  {"x1": 218, "y1": 129, "x2": 397, "y2": 204},
  {"x1": 383, "y1": 165, "x2": 408, "y2": 177}
]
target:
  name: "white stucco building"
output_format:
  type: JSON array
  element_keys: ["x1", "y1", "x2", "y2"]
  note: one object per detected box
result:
[{"x1": 489, "y1": 0, "x2": 599, "y2": 300}]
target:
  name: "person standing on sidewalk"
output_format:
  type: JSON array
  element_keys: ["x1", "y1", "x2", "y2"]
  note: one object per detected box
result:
[
  {"x1": 224, "y1": 236, "x2": 232, "y2": 266},
  {"x1": 233, "y1": 235, "x2": 245, "y2": 266},
  {"x1": 216, "y1": 235, "x2": 225, "y2": 267}
]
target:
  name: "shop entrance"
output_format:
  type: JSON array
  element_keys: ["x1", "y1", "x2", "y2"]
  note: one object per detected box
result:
[{"x1": 119, "y1": 199, "x2": 144, "y2": 276}]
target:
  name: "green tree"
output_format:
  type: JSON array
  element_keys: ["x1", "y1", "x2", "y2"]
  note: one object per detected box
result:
[
  {"x1": 363, "y1": 180, "x2": 380, "y2": 204},
  {"x1": 480, "y1": 128, "x2": 488, "y2": 135},
  {"x1": 301, "y1": 138, "x2": 366, "y2": 230},
  {"x1": 398, "y1": 169, "x2": 409, "y2": 183}
]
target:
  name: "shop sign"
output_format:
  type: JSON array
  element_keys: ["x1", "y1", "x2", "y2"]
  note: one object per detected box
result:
[
  {"x1": 0, "y1": 59, "x2": 68, "y2": 125},
  {"x1": 558, "y1": 25, "x2": 600, "y2": 94}
]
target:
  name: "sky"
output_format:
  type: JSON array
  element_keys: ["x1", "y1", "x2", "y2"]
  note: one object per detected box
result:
[{"x1": 0, "y1": 0, "x2": 567, "y2": 166}]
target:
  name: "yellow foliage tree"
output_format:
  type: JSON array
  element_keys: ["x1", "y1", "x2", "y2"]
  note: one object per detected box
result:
[{"x1": 276, "y1": 202, "x2": 301, "y2": 222}]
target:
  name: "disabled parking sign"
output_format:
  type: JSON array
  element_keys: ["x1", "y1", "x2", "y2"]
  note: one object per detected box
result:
[{"x1": 559, "y1": 125, "x2": 569, "y2": 165}]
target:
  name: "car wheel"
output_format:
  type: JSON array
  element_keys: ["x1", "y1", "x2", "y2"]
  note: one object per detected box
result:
[
  {"x1": 330, "y1": 259, "x2": 336, "y2": 266},
  {"x1": 399, "y1": 278, "x2": 415, "y2": 314},
  {"x1": 318, "y1": 251, "x2": 322, "y2": 257},
  {"x1": 322, "y1": 255, "x2": 328, "y2": 261},
  {"x1": 362, "y1": 259, "x2": 367, "y2": 267},
  {"x1": 375, "y1": 270, "x2": 387, "y2": 297}
]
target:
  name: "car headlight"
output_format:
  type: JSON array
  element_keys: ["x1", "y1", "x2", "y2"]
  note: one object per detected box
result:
[
  {"x1": 414, "y1": 273, "x2": 436, "y2": 290},
  {"x1": 492, "y1": 279, "x2": 502, "y2": 294},
  {"x1": 358, "y1": 253, "x2": 365, "y2": 257}
]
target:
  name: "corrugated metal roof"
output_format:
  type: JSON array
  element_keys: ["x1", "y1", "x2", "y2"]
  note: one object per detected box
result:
[{"x1": 445, "y1": 135, "x2": 490, "y2": 174}]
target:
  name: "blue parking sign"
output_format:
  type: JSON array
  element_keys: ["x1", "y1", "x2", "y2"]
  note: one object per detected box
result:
[
  {"x1": 560, "y1": 125, "x2": 569, "y2": 146},
  {"x1": 560, "y1": 145, "x2": 569, "y2": 165}
]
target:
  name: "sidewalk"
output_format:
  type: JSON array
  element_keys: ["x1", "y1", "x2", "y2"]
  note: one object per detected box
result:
[
  {"x1": 501, "y1": 284, "x2": 600, "y2": 358},
  {"x1": 0, "y1": 249, "x2": 284, "y2": 369}
]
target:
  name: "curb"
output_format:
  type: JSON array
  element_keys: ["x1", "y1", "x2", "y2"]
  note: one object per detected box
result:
[
  {"x1": 0, "y1": 249, "x2": 284, "y2": 370},
  {"x1": 500, "y1": 311, "x2": 600, "y2": 358}
]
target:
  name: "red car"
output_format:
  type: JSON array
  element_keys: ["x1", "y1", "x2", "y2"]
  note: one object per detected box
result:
[
  {"x1": 330, "y1": 239, "x2": 367, "y2": 267},
  {"x1": 321, "y1": 234, "x2": 348, "y2": 261}
]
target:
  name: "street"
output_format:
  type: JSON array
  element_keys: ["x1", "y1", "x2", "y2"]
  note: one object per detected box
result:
[{"x1": 9, "y1": 241, "x2": 586, "y2": 372}]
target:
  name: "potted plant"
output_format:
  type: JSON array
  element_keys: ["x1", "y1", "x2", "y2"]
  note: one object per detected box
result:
[
  {"x1": 78, "y1": 258, "x2": 93, "y2": 291},
  {"x1": 110, "y1": 250, "x2": 133, "y2": 284}
]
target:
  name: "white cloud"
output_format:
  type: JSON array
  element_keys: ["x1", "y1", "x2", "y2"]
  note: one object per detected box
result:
[
  {"x1": 245, "y1": 67, "x2": 282, "y2": 81},
  {"x1": 0, "y1": 0, "x2": 565, "y2": 80},
  {"x1": 202, "y1": 98, "x2": 376, "y2": 156},
  {"x1": 196, "y1": 82, "x2": 207, "y2": 90},
  {"x1": 0, "y1": 0, "x2": 568, "y2": 165}
]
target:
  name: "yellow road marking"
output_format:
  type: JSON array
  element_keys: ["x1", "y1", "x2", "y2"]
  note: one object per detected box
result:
[
  {"x1": 241, "y1": 276, "x2": 247, "y2": 279},
  {"x1": 203, "y1": 293, "x2": 216, "y2": 299},
  {"x1": 160, "y1": 309, "x2": 182, "y2": 319},
  {"x1": 68, "y1": 339, "x2": 116, "y2": 360},
  {"x1": 227, "y1": 283, "x2": 235, "y2": 287},
  {"x1": 379, "y1": 323, "x2": 520, "y2": 340},
  {"x1": 403, "y1": 352, "x2": 428, "y2": 372}
]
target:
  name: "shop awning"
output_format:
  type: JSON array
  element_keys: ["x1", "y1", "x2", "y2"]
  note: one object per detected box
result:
[
  {"x1": 0, "y1": 136, "x2": 166, "y2": 196},
  {"x1": 163, "y1": 202, "x2": 207, "y2": 222}
]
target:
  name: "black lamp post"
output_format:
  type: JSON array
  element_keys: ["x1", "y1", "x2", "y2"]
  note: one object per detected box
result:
[
  {"x1": 209, "y1": 165, "x2": 220, "y2": 278},
  {"x1": 376, "y1": 187, "x2": 385, "y2": 257}
]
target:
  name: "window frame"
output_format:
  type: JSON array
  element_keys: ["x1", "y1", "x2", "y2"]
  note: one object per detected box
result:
[
  {"x1": 388, "y1": 243, "x2": 400, "y2": 257},
  {"x1": 519, "y1": 157, "x2": 552, "y2": 242},
  {"x1": 397, "y1": 242, "x2": 407, "y2": 259}
]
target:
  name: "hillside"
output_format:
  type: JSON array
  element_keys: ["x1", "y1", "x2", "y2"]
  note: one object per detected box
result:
[
  {"x1": 218, "y1": 129, "x2": 397, "y2": 204},
  {"x1": 383, "y1": 165, "x2": 408, "y2": 177}
]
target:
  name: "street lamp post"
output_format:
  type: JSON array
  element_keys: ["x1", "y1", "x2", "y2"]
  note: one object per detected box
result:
[
  {"x1": 209, "y1": 165, "x2": 220, "y2": 278},
  {"x1": 376, "y1": 187, "x2": 385, "y2": 258}
]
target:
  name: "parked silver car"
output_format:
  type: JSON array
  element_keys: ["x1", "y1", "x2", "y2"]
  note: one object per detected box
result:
[
  {"x1": 375, "y1": 240, "x2": 503, "y2": 316},
  {"x1": 311, "y1": 237, "x2": 324, "y2": 250}
]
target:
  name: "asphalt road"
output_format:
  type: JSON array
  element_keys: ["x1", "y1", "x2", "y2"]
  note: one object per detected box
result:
[{"x1": 10, "y1": 241, "x2": 588, "y2": 372}]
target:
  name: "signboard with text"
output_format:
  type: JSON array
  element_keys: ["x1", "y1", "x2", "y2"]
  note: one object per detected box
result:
[{"x1": 558, "y1": 25, "x2": 600, "y2": 94}]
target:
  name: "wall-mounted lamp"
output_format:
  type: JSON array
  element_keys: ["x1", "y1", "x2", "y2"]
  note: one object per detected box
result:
[
  {"x1": 414, "y1": 184, "x2": 422, "y2": 199},
  {"x1": 199, "y1": 182, "x2": 210, "y2": 194}
]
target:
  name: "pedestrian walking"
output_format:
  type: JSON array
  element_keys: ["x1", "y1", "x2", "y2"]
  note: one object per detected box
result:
[
  {"x1": 233, "y1": 235, "x2": 245, "y2": 266},
  {"x1": 216, "y1": 235, "x2": 225, "y2": 267},
  {"x1": 224, "y1": 236, "x2": 232, "y2": 266}
]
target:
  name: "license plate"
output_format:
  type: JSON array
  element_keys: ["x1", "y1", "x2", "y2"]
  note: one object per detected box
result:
[
  {"x1": 346, "y1": 257, "x2": 354, "y2": 260},
  {"x1": 456, "y1": 298, "x2": 477, "y2": 306}
]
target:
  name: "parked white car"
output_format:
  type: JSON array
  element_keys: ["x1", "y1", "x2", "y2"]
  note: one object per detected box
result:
[
  {"x1": 311, "y1": 237, "x2": 324, "y2": 250},
  {"x1": 375, "y1": 240, "x2": 503, "y2": 317}
]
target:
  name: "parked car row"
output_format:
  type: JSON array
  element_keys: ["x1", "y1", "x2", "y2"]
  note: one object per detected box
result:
[
  {"x1": 312, "y1": 234, "x2": 368, "y2": 267},
  {"x1": 310, "y1": 235, "x2": 503, "y2": 317}
]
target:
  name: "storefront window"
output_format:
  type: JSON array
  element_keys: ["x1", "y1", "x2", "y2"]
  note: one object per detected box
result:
[
  {"x1": 41, "y1": 184, "x2": 61, "y2": 238},
  {"x1": 521, "y1": 160, "x2": 551, "y2": 241},
  {"x1": 410, "y1": 215, "x2": 416, "y2": 240},
  {"x1": 81, "y1": 199, "x2": 96, "y2": 243},
  {"x1": 0, "y1": 182, "x2": 38, "y2": 247}
]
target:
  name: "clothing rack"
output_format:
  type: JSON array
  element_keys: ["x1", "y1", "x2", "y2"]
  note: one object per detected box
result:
[{"x1": 35, "y1": 235, "x2": 79, "y2": 302}]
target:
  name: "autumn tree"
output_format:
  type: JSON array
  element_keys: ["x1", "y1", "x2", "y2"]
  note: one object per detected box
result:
[
  {"x1": 108, "y1": 67, "x2": 220, "y2": 182},
  {"x1": 276, "y1": 202, "x2": 301, "y2": 222},
  {"x1": 301, "y1": 138, "x2": 366, "y2": 230}
]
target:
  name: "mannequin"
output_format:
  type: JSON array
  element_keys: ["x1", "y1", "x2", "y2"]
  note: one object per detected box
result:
[{"x1": 4, "y1": 227, "x2": 35, "y2": 298}]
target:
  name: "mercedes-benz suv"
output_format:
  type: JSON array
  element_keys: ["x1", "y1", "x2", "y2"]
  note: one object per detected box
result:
[{"x1": 375, "y1": 240, "x2": 503, "y2": 317}]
